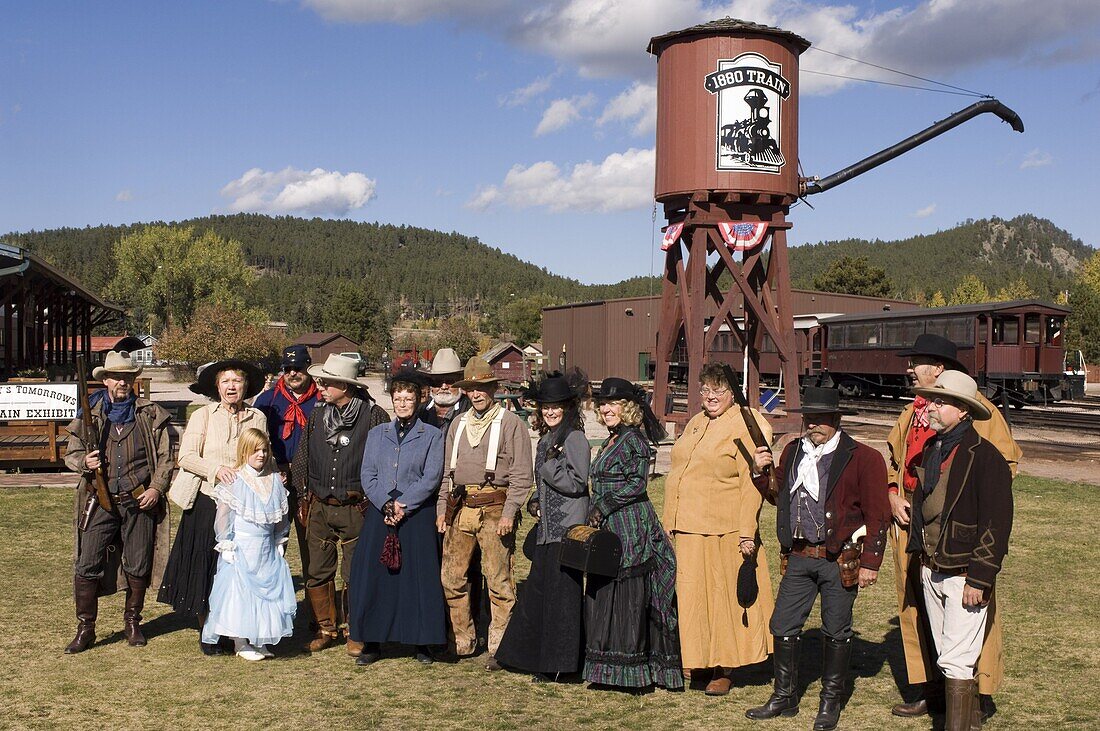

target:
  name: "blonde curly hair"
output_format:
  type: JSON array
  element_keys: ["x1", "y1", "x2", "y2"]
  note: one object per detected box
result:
[{"x1": 595, "y1": 398, "x2": 643, "y2": 427}]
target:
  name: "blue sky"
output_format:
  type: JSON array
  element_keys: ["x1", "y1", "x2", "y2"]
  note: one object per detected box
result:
[{"x1": 2, "y1": 1, "x2": 1098, "y2": 285}]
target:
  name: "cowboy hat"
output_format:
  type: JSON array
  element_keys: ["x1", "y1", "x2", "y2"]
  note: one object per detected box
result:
[
  {"x1": 189, "y1": 358, "x2": 264, "y2": 400},
  {"x1": 92, "y1": 350, "x2": 142, "y2": 381},
  {"x1": 525, "y1": 374, "x2": 583, "y2": 404},
  {"x1": 897, "y1": 333, "x2": 968, "y2": 374},
  {"x1": 786, "y1": 386, "x2": 858, "y2": 416},
  {"x1": 913, "y1": 370, "x2": 992, "y2": 420},
  {"x1": 453, "y1": 357, "x2": 501, "y2": 390},
  {"x1": 422, "y1": 348, "x2": 464, "y2": 381},
  {"x1": 389, "y1": 367, "x2": 430, "y2": 392},
  {"x1": 306, "y1": 353, "x2": 373, "y2": 391}
]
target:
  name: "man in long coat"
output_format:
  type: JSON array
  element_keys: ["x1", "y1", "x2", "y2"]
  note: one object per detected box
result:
[
  {"x1": 886, "y1": 334, "x2": 1021, "y2": 719},
  {"x1": 64, "y1": 351, "x2": 173, "y2": 653}
]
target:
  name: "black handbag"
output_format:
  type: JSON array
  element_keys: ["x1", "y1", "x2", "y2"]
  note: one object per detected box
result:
[
  {"x1": 737, "y1": 552, "x2": 760, "y2": 626},
  {"x1": 558, "y1": 525, "x2": 623, "y2": 577}
]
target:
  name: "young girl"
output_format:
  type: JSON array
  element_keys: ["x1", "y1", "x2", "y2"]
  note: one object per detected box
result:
[{"x1": 201, "y1": 428, "x2": 296, "y2": 660}]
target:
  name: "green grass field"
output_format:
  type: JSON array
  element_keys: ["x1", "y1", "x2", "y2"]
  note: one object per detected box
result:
[{"x1": 0, "y1": 475, "x2": 1095, "y2": 730}]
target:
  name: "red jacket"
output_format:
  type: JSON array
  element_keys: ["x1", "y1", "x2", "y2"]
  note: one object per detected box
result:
[{"x1": 765, "y1": 432, "x2": 891, "y2": 571}]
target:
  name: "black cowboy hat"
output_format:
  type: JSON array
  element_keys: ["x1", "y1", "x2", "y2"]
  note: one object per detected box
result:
[
  {"x1": 189, "y1": 358, "x2": 265, "y2": 400},
  {"x1": 897, "y1": 333, "x2": 968, "y2": 374},
  {"x1": 389, "y1": 367, "x2": 430, "y2": 391},
  {"x1": 786, "y1": 386, "x2": 858, "y2": 416},
  {"x1": 594, "y1": 377, "x2": 643, "y2": 402},
  {"x1": 525, "y1": 374, "x2": 582, "y2": 404}
]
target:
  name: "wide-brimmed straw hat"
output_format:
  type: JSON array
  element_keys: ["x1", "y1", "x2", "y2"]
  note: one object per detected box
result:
[
  {"x1": 92, "y1": 350, "x2": 142, "y2": 381},
  {"x1": 306, "y1": 353, "x2": 373, "y2": 391},
  {"x1": 786, "y1": 386, "x2": 858, "y2": 416},
  {"x1": 897, "y1": 333, "x2": 968, "y2": 374},
  {"x1": 189, "y1": 358, "x2": 264, "y2": 400},
  {"x1": 913, "y1": 370, "x2": 991, "y2": 420},
  {"x1": 422, "y1": 348, "x2": 464, "y2": 381},
  {"x1": 454, "y1": 357, "x2": 501, "y2": 390}
]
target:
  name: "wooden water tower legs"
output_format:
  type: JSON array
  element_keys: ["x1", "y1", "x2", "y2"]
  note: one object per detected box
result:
[{"x1": 652, "y1": 201, "x2": 802, "y2": 432}]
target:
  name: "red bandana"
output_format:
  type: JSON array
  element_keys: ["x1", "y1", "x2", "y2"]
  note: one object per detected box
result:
[
  {"x1": 912, "y1": 395, "x2": 931, "y2": 430},
  {"x1": 275, "y1": 376, "x2": 319, "y2": 440}
]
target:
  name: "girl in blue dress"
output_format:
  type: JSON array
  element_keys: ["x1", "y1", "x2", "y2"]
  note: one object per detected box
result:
[{"x1": 201, "y1": 428, "x2": 296, "y2": 661}]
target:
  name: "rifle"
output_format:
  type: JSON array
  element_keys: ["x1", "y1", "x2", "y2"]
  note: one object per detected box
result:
[
  {"x1": 721, "y1": 365, "x2": 779, "y2": 504},
  {"x1": 76, "y1": 355, "x2": 112, "y2": 531}
]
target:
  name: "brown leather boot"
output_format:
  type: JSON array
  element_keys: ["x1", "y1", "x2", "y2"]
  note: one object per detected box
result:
[
  {"x1": 892, "y1": 674, "x2": 945, "y2": 717},
  {"x1": 944, "y1": 678, "x2": 977, "y2": 731},
  {"x1": 338, "y1": 586, "x2": 363, "y2": 656},
  {"x1": 305, "y1": 581, "x2": 338, "y2": 653},
  {"x1": 705, "y1": 667, "x2": 733, "y2": 696},
  {"x1": 65, "y1": 576, "x2": 99, "y2": 654},
  {"x1": 123, "y1": 573, "x2": 149, "y2": 647}
]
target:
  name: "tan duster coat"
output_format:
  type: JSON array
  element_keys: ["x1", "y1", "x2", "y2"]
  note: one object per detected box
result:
[
  {"x1": 65, "y1": 398, "x2": 175, "y2": 596},
  {"x1": 885, "y1": 391, "x2": 1021, "y2": 694}
]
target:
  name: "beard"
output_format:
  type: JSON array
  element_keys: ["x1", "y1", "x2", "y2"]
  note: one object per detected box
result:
[{"x1": 432, "y1": 389, "x2": 461, "y2": 407}]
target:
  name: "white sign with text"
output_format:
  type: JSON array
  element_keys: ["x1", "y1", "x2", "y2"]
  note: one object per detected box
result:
[{"x1": 0, "y1": 383, "x2": 80, "y2": 420}]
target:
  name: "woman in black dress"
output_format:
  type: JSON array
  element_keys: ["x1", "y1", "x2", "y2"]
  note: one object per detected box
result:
[{"x1": 496, "y1": 374, "x2": 590, "y2": 680}]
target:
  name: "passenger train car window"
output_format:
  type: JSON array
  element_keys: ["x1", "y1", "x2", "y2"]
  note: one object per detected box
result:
[
  {"x1": 1025, "y1": 314, "x2": 1041, "y2": 344},
  {"x1": 992, "y1": 316, "x2": 1019, "y2": 345},
  {"x1": 1046, "y1": 316, "x2": 1064, "y2": 346}
]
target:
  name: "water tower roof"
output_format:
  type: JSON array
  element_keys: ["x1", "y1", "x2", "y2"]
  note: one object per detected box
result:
[{"x1": 647, "y1": 17, "x2": 811, "y2": 55}]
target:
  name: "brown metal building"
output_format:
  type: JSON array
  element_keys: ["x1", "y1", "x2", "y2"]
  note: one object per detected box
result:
[
  {"x1": 481, "y1": 341, "x2": 526, "y2": 383},
  {"x1": 293, "y1": 332, "x2": 360, "y2": 364},
  {"x1": 543, "y1": 289, "x2": 917, "y2": 382}
]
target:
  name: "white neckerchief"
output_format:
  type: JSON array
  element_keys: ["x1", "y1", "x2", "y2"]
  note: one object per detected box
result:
[{"x1": 792, "y1": 431, "x2": 841, "y2": 501}]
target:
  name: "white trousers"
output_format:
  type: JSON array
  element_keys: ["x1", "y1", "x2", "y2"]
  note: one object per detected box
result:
[{"x1": 921, "y1": 565, "x2": 989, "y2": 680}]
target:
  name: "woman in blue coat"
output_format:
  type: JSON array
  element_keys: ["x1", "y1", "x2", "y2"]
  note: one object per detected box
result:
[{"x1": 348, "y1": 369, "x2": 446, "y2": 665}]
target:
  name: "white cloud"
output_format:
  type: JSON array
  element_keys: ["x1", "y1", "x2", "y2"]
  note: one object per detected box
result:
[
  {"x1": 535, "y1": 93, "x2": 596, "y2": 136},
  {"x1": 913, "y1": 203, "x2": 936, "y2": 218},
  {"x1": 598, "y1": 81, "x2": 656, "y2": 136},
  {"x1": 115, "y1": 189, "x2": 133, "y2": 202},
  {"x1": 300, "y1": 1, "x2": 1100, "y2": 91},
  {"x1": 220, "y1": 166, "x2": 377, "y2": 216},
  {"x1": 500, "y1": 72, "x2": 557, "y2": 107},
  {"x1": 467, "y1": 147, "x2": 654, "y2": 213},
  {"x1": 1020, "y1": 149, "x2": 1053, "y2": 169}
]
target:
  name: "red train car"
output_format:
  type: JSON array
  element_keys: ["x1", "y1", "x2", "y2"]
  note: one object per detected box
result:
[{"x1": 818, "y1": 299, "x2": 1072, "y2": 404}]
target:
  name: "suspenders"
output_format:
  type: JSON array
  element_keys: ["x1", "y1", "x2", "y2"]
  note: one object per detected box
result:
[{"x1": 449, "y1": 408, "x2": 506, "y2": 485}]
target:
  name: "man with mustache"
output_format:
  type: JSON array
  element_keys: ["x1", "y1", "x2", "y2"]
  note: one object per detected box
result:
[
  {"x1": 436, "y1": 357, "x2": 533, "y2": 671},
  {"x1": 886, "y1": 334, "x2": 1020, "y2": 721},
  {"x1": 746, "y1": 387, "x2": 890, "y2": 731},
  {"x1": 419, "y1": 348, "x2": 470, "y2": 431},
  {"x1": 906, "y1": 370, "x2": 1013, "y2": 730}
]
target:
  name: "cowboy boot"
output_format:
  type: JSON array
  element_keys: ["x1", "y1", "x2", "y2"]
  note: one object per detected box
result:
[
  {"x1": 304, "y1": 581, "x2": 338, "y2": 652},
  {"x1": 944, "y1": 678, "x2": 977, "y2": 731},
  {"x1": 65, "y1": 576, "x2": 99, "y2": 654},
  {"x1": 340, "y1": 586, "x2": 363, "y2": 657},
  {"x1": 123, "y1": 573, "x2": 149, "y2": 647},
  {"x1": 745, "y1": 635, "x2": 801, "y2": 720},
  {"x1": 892, "y1": 670, "x2": 945, "y2": 717},
  {"x1": 813, "y1": 637, "x2": 852, "y2": 731}
]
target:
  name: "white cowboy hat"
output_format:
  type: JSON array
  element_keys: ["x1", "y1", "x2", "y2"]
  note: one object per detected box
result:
[
  {"x1": 423, "y1": 347, "x2": 464, "y2": 379},
  {"x1": 913, "y1": 370, "x2": 992, "y2": 421},
  {"x1": 92, "y1": 350, "x2": 142, "y2": 380},
  {"x1": 306, "y1": 353, "x2": 373, "y2": 390}
]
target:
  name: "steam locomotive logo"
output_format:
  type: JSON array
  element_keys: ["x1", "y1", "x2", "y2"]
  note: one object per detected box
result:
[{"x1": 705, "y1": 53, "x2": 791, "y2": 174}]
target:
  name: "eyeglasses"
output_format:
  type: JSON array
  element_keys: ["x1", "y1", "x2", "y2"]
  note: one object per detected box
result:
[
  {"x1": 907, "y1": 359, "x2": 938, "y2": 369},
  {"x1": 392, "y1": 396, "x2": 418, "y2": 405},
  {"x1": 927, "y1": 397, "x2": 960, "y2": 409},
  {"x1": 699, "y1": 387, "x2": 730, "y2": 398}
]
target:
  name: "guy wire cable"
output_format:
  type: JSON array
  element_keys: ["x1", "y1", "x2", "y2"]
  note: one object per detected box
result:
[{"x1": 805, "y1": 45, "x2": 990, "y2": 97}]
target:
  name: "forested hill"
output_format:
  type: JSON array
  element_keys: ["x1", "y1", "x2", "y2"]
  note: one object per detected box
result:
[
  {"x1": 3, "y1": 214, "x2": 657, "y2": 322},
  {"x1": 788, "y1": 214, "x2": 1094, "y2": 299}
]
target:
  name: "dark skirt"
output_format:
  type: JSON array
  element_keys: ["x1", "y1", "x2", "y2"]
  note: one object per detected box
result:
[
  {"x1": 347, "y1": 502, "x2": 446, "y2": 646},
  {"x1": 496, "y1": 541, "x2": 584, "y2": 675},
  {"x1": 583, "y1": 560, "x2": 684, "y2": 690},
  {"x1": 156, "y1": 491, "x2": 219, "y2": 618}
]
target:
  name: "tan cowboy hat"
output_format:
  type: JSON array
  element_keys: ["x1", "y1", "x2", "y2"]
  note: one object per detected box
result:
[
  {"x1": 307, "y1": 353, "x2": 372, "y2": 390},
  {"x1": 913, "y1": 370, "x2": 992, "y2": 421},
  {"x1": 423, "y1": 347, "x2": 464, "y2": 380},
  {"x1": 453, "y1": 357, "x2": 501, "y2": 390},
  {"x1": 92, "y1": 350, "x2": 142, "y2": 380}
]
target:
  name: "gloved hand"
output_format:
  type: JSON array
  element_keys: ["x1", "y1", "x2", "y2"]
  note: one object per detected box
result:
[
  {"x1": 215, "y1": 540, "x2": 237, "y2": 564},
  {"x1": 586, "y1": 506, "x2": 603, "y2": 528},
  {"x1": 527, "y1": 498, "x2": 540, "y2": 519}
]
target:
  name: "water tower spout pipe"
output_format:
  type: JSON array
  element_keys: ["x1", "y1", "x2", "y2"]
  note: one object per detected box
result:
[{"x1": 801, "y1": 98, "x2": 1024, "y2": 196}]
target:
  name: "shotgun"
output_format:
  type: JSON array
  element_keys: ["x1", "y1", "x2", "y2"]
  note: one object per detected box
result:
[
  {"x1": 76, "y1": 355, "x2": 111, "y2": 531},
  {"x1": 721, "y1": 365, "x2": 778, "y2": 504}
]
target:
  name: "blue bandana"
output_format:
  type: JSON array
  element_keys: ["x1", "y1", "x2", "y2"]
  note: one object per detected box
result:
[{"x1": 82, "y1": 389, "x2": 137, "y2": 425}]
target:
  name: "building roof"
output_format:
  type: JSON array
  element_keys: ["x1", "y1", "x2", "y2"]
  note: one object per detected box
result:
[
  {"x1": 1, "y1": 241, "x2": 124, "y2": 326},
  {"x1": 648, "y1": 17, "x2": 811, "y2": 55},
  {"x1": 293, "y1": 332, "x2": 358, "y2": 347},
  {"x1": 821, "y1": 299, "x2": 1070, "y2": 324},
  {"x1": 481, "y1": 341, "x2": 522, "y2": 362}
]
